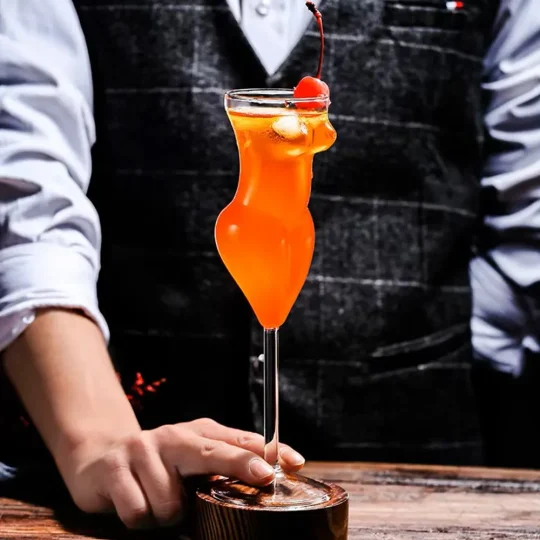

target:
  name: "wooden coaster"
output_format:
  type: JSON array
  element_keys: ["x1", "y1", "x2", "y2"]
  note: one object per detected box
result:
[{"x1": 195, "y1": 476, "x2": 348, "y2": 540}]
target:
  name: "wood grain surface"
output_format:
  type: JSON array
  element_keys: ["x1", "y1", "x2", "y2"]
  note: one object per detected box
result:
[
  {"x1": 195, "y1": 474, "x2": 348, "y2": 539},
  {"x1": 1, "y1": 461, "x2": 540, "y2": 539}
]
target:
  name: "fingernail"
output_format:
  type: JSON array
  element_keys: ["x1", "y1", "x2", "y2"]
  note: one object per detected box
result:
[
  {"x1": 281, "y1": 448, "x2": 305, "y2": 466},
  {"x1": 249, "y1": 458, "x2": 274, "y2": 480}
]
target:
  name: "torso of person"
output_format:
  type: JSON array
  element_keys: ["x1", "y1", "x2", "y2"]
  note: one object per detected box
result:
[{"x1": 1, "y1": 0, "x2": 501, "y2": 467}]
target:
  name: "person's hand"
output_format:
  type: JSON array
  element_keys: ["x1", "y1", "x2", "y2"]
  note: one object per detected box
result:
[
  {"x1": 3, "y1": 311, "x2": 303, "y2": 529},
  {"x1": 64, "y1": 418, "x2": 305, "y2": 529}
]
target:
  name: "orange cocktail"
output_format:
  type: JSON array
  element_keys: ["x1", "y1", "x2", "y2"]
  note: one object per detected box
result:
[
  {"x1": 212, "y1": 89, "x2": 337, "y2": 509},
  {"x1": 208, "y1": 1, "x2": 346, "y2": 514},
  {"x1": 215, "y1": 93, "x2": 336, "y2": 330}
]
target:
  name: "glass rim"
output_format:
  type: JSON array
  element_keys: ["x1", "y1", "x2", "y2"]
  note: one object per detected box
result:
[{"x1": 224, "y1": 88, "x2": 330, "y2": 106}]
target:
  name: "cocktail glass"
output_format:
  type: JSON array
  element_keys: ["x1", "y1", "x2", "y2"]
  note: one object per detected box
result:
[{"x1": 213, "y1": 88, "x2": 337, "y2": 508}]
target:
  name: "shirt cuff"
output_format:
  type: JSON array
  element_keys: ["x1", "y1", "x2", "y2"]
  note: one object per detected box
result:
[
  {"x1": 470, "y1": 255, "x2": 527, "y2": 376},
  {"x1": 0, "y1": 242, "x2": 109, "y2": 352}
]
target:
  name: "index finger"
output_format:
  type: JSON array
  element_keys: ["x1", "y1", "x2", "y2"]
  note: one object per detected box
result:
[
  {"x1": 188, "y1": 419, "x2": 305, "y2": 471},
  {"x1": 158, "y1": 429, "x2": 276, "y2": 486}
]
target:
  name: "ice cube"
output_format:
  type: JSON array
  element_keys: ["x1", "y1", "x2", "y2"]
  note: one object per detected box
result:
[{"x1": 272, "y1": 115, "x2": 308, "y2": 140}]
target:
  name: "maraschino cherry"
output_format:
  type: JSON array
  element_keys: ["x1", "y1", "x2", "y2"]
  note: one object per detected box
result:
[{"x1": 293, "y1": 2, "x2": 329, "y2": 103}]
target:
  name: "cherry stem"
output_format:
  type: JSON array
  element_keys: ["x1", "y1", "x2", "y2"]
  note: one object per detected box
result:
[{"x1": 306, "y1": 2, "x2": 324, "y2": 80}]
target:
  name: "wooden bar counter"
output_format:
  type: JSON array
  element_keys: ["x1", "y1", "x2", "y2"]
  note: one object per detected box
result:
[{"x1": 1, "y1": 461, "x2": 540, "y2": 538}]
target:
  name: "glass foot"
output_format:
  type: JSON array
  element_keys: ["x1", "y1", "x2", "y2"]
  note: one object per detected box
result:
[{"x1": 210, "y1": 469, "x2": 332, "y2": 509}]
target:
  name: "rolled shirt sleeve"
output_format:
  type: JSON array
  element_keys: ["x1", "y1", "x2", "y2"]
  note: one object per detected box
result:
[
  {"x1": 471, "y1": 0, "x2": 540, "y2": 375},
  {"x1": 0, "y1": 0, "x2": 109, "y2": 350}
]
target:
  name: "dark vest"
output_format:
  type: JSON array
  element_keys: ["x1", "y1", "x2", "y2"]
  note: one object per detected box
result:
[{"x1": 0, "y1": 0, "x2": 501, "y2": 468}]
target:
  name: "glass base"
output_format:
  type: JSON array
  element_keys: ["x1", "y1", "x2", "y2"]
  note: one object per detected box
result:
[{"x1": 210, "y1": 469, "x2": 332, "y2": 509}]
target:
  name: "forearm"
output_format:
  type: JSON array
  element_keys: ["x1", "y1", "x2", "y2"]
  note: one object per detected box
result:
[{"x1": 3, "y1": 309, "x2": 140, "y2": 480}]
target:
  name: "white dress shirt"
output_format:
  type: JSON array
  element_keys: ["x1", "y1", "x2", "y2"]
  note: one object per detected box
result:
[
  {"x1": 226, "y1": 0, "x2": 320, "y2": 75},
  {"x1": 0, "y1": 0, "x2": 539, "y2": 376}
]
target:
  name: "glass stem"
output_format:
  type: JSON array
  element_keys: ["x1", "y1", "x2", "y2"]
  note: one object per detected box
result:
[{"x1": 263, "y1": 328, "x2": 280, "y2": 471}]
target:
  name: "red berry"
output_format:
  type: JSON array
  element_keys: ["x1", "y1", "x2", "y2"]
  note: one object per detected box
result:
[
  {"x1": 293, "y1": 76, "x2": 329, "y2": 109},
  {"x1": 294, "y1": 4, "x2": 330, "y2": 108},
  {"x1": 294, "y1": 76, "x2": 329, "y2": 99}
]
